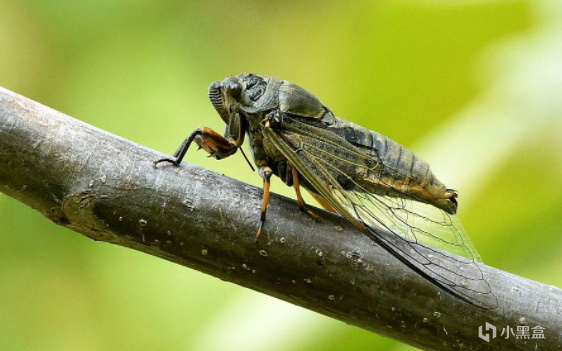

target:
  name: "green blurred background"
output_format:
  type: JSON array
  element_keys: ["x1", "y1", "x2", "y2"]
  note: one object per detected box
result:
[{"x1": 1, "y1": 0, "x2": 561, "y2": 350}]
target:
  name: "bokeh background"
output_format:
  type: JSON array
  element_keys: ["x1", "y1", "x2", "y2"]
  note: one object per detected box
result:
[{"x1": 1, "y1": 0, "x2": 561, "y2": 350}]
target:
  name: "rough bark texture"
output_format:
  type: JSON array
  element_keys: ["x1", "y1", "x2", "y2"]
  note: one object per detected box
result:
[{"x1": 0, "y1": 86, "x2": 560, "y2": 351}]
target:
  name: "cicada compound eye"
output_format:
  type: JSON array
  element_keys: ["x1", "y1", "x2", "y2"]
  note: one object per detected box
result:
[{"x1": 225, "y1": 80, "x2": 242, "y2": 100}]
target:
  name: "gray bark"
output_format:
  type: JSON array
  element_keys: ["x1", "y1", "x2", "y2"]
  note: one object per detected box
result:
[{"x1": 0, "y1": 86, "x2": 560, "y2": 350}]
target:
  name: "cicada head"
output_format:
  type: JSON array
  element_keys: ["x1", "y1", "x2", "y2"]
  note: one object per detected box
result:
[{"x1": 208, "y1": 74, "x2": 282, "y2": 123}]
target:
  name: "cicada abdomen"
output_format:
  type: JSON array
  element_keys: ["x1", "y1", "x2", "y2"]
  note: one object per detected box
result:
[{"x1": 326, "y1": 118, "x2": 458, "y2": 215}]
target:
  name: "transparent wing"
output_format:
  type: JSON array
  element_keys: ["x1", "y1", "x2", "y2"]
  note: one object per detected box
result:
[{"x1": 263, "y1": 117, "x2": 497, "y2": 309}]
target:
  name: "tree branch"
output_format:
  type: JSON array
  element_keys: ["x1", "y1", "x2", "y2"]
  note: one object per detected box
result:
[{"x1": 0, "y1": 87, "x2": 560, "y2": 350}]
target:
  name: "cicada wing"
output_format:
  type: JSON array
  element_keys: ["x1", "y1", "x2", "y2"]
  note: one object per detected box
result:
[
  {"x1": 263, "y1": 121, "x2": 497, "y2": 309},
  {"x1": 341, "y1": 181, "x2": 483, "y2": 263},
  {"x1": 275, "y1": 116, "x2": 484, "y2": 262},
  {"x1": 364, "y1": 225, "x2": 498, "y2": 308}
]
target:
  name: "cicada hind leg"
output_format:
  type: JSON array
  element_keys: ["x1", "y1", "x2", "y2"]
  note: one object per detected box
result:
[{"x1": 290, "y1": 165, "x2": 319, "y2": 221}]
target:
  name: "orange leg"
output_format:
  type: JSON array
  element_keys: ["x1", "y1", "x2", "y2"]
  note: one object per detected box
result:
[
  {"x1": 291, "y1": 166, "x2": 319, "y2": 220},
  {"x1": 255, "y1": 166, "x2": 273, "y2": 242}
]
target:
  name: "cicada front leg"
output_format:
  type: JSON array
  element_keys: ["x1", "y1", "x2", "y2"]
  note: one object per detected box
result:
[{"x1": 154, "y1": 127, "x2": 238, "y2": 166}]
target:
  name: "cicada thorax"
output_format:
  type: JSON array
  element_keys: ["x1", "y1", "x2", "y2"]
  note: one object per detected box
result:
[
  {"x1": 327, "y1": 118, "x2": 458, "y2": 214},
  {"x1": 237, "y1": 76, "x2": 338, "y2": 188}
]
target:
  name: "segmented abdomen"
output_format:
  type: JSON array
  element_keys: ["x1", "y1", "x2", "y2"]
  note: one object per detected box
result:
[{"x1": 328, "y1": 118, "x2": 457, "y2": 213}]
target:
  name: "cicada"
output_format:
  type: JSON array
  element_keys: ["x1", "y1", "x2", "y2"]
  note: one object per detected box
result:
[{"x1": 155, "y1": 74, "x2": 497, "y2": 309}]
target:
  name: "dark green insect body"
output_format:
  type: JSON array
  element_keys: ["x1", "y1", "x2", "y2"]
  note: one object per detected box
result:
[
  {"x1": 155, "y1": 73, "x2": 497, "y2": 309},
  {"x1": 209, "y1": 74, "x2": 458, "y2": 214}
]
